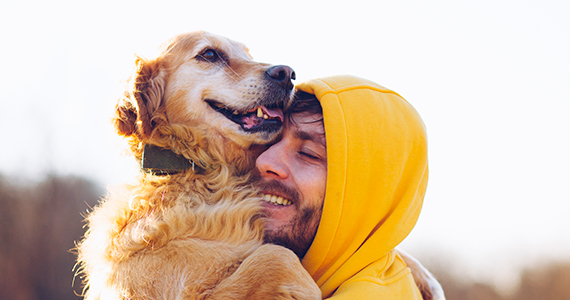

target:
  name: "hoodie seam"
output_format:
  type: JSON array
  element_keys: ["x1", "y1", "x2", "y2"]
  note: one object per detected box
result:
[
  {"x1": 343, "y1": 267, "x2": 411, "y2": 287},
  {"x1": 318, "y1": 84, "x2": 404, "y2": 99}
]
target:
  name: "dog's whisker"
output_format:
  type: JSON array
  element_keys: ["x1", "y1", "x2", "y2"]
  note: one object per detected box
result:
[
  {"x1": 220, "y1": 59, "x2": 243, "y2": 81},
  {"x1": 197, "y1": 57, "x2": 241, "y2": 84},
  {"x1": 210, "y1": 61, "x2": 243, "y2": 84},
  {"x1": 201, "y1": 43, "x2": 243, "y2": 83},
  {"x1": 216, "y1": 64, "x2": 242, "y2": 84}
]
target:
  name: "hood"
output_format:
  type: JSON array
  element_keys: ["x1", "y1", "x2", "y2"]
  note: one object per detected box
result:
[{"x1": 296, "y1": 75, "x2": 428, "y2": 297}]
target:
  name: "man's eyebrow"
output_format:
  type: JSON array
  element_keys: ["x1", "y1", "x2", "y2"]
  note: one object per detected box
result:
[{"x1": 294, "y1": 129, "x2": 326, "y2": 147}]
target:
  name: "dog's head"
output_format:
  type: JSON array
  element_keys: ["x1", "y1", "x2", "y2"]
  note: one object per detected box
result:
[{"x1": 115, "y1": 31, "x2": 295, "y2": 150}]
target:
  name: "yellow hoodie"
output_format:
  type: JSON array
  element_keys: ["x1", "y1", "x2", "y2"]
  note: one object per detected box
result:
[{"x1": 296, "y1": 75, "x2": 428, "y2": 299}]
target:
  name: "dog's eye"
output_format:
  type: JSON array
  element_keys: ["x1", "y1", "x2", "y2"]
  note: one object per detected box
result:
[{"x1": 199, "y1": 49, "x2": 219, "y2": 62}]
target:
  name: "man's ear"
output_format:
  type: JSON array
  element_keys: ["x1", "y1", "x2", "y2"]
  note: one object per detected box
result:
[{"x1": 114, "y1": 56, "x2": 167, "y2": 138}]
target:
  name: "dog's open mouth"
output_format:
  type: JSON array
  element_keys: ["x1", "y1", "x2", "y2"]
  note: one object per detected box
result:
[{"x1": 206, "y1": 100, "x2": 284, "y2": 133}]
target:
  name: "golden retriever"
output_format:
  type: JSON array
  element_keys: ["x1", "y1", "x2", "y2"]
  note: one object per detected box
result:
[{"x1": 76, "y1": 31, "x2": 321, "y2": 299}]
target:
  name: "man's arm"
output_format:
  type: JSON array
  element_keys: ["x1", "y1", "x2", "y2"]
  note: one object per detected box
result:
[{"x1": 397, "y1": 250, "x2": 446, "y2": 300}]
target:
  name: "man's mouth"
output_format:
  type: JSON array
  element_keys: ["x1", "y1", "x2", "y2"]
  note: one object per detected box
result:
[
  {"x1": 206, "y1": 100, "x2": 284, "y2": 133},
  {"x1": 261, "y1": 193, "x2": 292, "y2": 206}
]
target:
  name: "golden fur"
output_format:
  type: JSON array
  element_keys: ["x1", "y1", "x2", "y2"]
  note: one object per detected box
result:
[
  {"x1": 76, "y1": 31, "x2": 321, "y2": 299},
  {"x1": 399, "y1": 250, "x2": 446, "y2": 300}
]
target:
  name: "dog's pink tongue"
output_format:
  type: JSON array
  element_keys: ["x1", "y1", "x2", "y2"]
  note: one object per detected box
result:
[
  {"x1": 241, "y1": 106, "x2": 285, "y2": 129},
  {"x1": 261, "y1": 106, "x2": 283, "y2": 122}
]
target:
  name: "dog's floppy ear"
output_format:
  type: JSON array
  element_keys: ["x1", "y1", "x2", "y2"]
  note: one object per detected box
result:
[{"x1": 115, "y1": 56, "x2": 168, "y2": 138}]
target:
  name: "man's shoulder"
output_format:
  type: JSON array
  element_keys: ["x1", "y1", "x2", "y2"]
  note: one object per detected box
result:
[{"x1": 327, "y1": 257, "x2": 423, "y2": 299}]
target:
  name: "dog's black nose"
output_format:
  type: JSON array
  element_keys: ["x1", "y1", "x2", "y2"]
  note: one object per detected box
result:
[{"x1": 266, "y1": 65, "x2": 296, "y2": 90}]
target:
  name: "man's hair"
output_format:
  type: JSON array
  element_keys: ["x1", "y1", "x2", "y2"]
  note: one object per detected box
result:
[{"x1": 288, "y1": 91, "x2": 323, "y2": 124}]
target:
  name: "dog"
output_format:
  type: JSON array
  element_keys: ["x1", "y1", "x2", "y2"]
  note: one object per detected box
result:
[{"x1": 76, "y1": 31, "x2": 322, "y2": 299}]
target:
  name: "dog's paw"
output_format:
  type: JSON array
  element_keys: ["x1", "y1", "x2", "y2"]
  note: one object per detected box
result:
[{"x1": 210, "y1": 244, "x2": 321, "y2": 300}]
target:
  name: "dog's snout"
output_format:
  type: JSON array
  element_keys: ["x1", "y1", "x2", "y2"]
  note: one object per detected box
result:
[{"x1": 266, "y1": 65, "x2": 296, "y2": 90}]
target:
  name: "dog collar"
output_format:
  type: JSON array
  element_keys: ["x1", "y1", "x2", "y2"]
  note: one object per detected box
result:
[{"x1": 141, "y1": 144, "x2": 199, "y2": 175}]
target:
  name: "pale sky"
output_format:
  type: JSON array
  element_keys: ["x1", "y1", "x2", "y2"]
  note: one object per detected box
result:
[{"x1": 1, "y1": 0, "x2": 569, "y2": 292}]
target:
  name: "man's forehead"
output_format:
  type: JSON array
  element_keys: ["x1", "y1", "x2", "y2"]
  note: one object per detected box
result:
[{"x1": 288, "y1": 113, "x2": 326, "y2": 146}]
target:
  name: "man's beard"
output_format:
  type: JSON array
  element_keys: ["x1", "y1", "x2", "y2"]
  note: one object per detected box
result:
[
  {"x1": 263, "y1": 204, "x2": 322, "y2": 259},
  {"x1": 255, "y1": 179, "x2": 323, "y2": 259}
]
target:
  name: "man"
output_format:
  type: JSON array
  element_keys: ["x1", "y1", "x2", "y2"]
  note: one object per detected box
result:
[{"x1": 254, "y1": 75, "x2": 437, "y2": 299}]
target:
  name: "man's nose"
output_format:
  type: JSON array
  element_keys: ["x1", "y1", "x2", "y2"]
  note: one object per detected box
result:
[{"x1": 255, "y1": 144, "x2": 289, "y2": 180}]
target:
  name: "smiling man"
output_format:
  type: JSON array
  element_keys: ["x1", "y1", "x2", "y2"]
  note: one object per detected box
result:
[
  {"x1": 256, "y1": 91, "x2": 326, "y2": 259},
  {"x1": 254, "y1": 75, "x2": 439, "y2": 299}
]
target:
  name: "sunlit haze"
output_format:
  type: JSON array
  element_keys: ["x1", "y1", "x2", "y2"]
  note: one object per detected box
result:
[{"x1": 1, "y1": 0, "x2": 569, "y2": 293}]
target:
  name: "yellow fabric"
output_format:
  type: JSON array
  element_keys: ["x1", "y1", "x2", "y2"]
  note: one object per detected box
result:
[{"x1": 296, "y1": 75, "x2": 428, "y2": 299}]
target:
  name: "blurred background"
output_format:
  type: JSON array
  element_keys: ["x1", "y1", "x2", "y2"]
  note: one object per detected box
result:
[{"x1": 1, "y1": 0, "x2": 569, "y2": 299}]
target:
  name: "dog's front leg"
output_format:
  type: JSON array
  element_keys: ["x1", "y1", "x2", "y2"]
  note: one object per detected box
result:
[{"x1": 208, "y1": 244, "x2": 321, "y2": 300}]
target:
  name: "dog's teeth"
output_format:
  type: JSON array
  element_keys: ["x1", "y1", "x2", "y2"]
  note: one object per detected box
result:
[
  {"x1": 233, "y1": 110, "x2": 239, "y2": 115},
  {"x1": 257, "y1": 107, "x2": 263, "y2": 118},
  {"x1": 263, "y1": 114, "x2": 268, "y2": 119}
]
